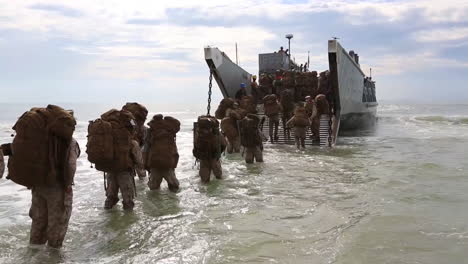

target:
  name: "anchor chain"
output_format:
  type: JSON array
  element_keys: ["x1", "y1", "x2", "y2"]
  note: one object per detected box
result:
[{"x1": 207, "y1": 70, "x2": 213, "y2": 116}]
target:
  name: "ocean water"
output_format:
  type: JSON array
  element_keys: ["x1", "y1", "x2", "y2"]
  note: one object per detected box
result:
[{"x1": 0, "y1": 103, "x2": 467, "y2": 264}]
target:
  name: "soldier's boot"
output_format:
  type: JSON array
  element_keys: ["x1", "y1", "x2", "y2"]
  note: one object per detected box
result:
[
  {"x1": 295, "y1": 137, "x2": 300, "y2": 149},
  {"x1": 301, "y1": 138, "x2": 306, "y2": 149}
]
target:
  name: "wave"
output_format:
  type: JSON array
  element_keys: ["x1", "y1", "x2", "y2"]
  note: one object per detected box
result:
[{"x1": 414, "y1": 116, "x2": 468, "y2": 125}]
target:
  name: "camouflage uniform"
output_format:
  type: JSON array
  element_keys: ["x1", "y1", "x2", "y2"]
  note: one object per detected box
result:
[
  {"x1": 223, "y1": 108, "x2": 241, "y2": 154},
  {"x1": 199, "y1": 159, "x2": 222, "y2": 183},
  {"x1": 198, "y1": 134, "x2": 226, "y2": 183},
  {"x1": 135, "y1": 125, "x2": 148, "y2": 179},
  {"x1": 104, "y1": 140, "x2": 142, "y2": 210},
  {"x1": 226, "y1": 137, "x2": 241, "y2": 154},
  {"x1": 148, "y1": 168, "x2": 179, "y2": 192},
  {"x1": 268, "y1": 114, "x2": 280, "y2": 142},
  {"x1": 29, "y1": 139, "x2": 80, "y2": 248},
  {"x1": 293, "y1": 126, "x2": 307, "y2": 149},
  {"x1": 245, "y1": 146, "x2": 263, "y2": 164}
]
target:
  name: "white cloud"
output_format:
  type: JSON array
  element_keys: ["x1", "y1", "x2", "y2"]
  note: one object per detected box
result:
[
  {"x1": 363, "y1": 52, "x2": 468, "y2": 76},
  {"x1": 413, "y1": 27, "x2": 468, "y2": 43},
  {"x1": 1, "y1": 0, "x2": 468, "y2": 83}
]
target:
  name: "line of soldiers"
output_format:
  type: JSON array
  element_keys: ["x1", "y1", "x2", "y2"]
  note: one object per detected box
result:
[
  {"x1": 0, "y1": 85, "x2": 332, "y2": 248},
  {"x1": 0, "y1": 102, "x2": 253, "y2": 249},
  {"x1": 248, "y1": 69, "x2": 333, "y2": 149}
]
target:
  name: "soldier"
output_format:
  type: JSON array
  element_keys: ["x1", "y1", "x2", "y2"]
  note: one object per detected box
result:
[
  {"x1": 287, "y1": 105, "x2": 310, "y2": 149},
  {"x1": 221, "y1": 106, "x2": 242, "y2": 153},
  {"x1": 311, "y1": 94, "x2": 330, "y2": 142},
  {"x1": 122, "y1": 103, "x2": 149, "y2": 179},
  {"x1": 105, "y1": 138, "x2": 142, "y2": 210},
  {"x1": 2, "y1": 105, "x2": 79, "y2": 248},
  {"x1": 259, "y1": 74, "x2": 273, "y2": 96},
  {"x1": 272, "y1": 70, "x2": 283, "y2": 96},
  {"x1": 193, "y1": 116, "x2": 226, "y2": 183},
  {"x1": 250, "y1": 75, "x2": 260, "y2": 104},
  {"x1": 235, "y1": 83, "x2": 247, "y2": 102},
  {"x1": 263, "y1": 94, "x2": 282, "y2": 142},
  {"x1": 87, "y1": 109, "x2": 142, "y2": 211},
  {"x1": 145, "y1": 114, "x2": 180, "y2": 192},
  {"x1": 304, "y1": 96, "x2": 317, "y2": 139},
  {"x1": 240, "y1": 114, "x2": 264, "y2": 164},
  {"x1": 280, "y1": 88, "x2": 295, "y2": 140}
]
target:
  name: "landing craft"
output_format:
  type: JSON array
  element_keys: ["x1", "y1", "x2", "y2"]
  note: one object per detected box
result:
[{"x1": 204, "y1": 39, "x2": 378, "y2": 146}]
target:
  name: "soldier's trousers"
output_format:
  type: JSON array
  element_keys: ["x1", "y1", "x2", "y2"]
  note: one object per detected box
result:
[
  {"x1": 148, "y1": 168, "x2": 179, "y2": 192},
  {"x1": 105, "y1": 171, "x2": 135, "y2": 210},
  {"x1": 268, "y1": 115, "x2": 279, "y2": 140},
  {"x1": 199, "y1": 159, "x2": 222, "y2": 183},
  {"x1": 29, "y1": 184, "x2": 72, "y2": 248},
  {"x1": 226, "y1": 136, "x2": 241, "y2": 153},
  {"x1": 136, "y1": 146, "x2": 146, "y2": 179},
  {"x1": 294, "y1": 126, "x2": 307, "y2": 149},
  {"x1": 245, "y1": 146, "x2": 264, "y2": 163}
]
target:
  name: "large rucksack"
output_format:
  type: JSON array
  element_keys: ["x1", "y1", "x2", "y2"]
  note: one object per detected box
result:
[
  {"x1": 215, "y1": 98, "x2": 235, "y2": 119},
  {"x1": 293, "y1": 106, "x2": 310, "y2": 127},
  {"x1": 220, "y1": 117, "x2": 239, "y2": 140},
  {"x1": 240, "y1": 115, "x2": 262, "y2": 148},
  {"x1": 122, "y1": 102, "x2": 148, "y2": 123},
  {"x1": 87, "y1": 109, "x2": 135, "y2": 173},
  {"x1": 7, "y1": 105, "x2": 76, "y2": 187},
  {"x1": 280, "y1": 89, "x2": 295, "y2": 113},
  {"x1": 122, "y1": 102, "x2": 148, "y2": 145},
  {"x1": 147, "y1": 115, "x2": 180, "y2": 169},
  {"x1": 193, "y1": 116, "x2": 223, "y2": 160},
  {"x1": 263, "y1": 94, "x2": 281, "y2": 117}
]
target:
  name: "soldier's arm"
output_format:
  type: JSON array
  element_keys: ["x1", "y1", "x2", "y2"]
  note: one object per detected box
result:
[
  {"x1": 65, "y1": 139, "x2": 80, "y2": 191},
  {"x1": 130, "y1": 140, "x2": 144, "y2": 169}
]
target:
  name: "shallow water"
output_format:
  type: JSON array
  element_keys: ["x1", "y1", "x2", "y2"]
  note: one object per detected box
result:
[{"x1": 0, "y1": 103, "x2": 468, "y2": 263}]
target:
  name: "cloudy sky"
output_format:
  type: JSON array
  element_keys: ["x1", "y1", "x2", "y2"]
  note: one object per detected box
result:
[{"x1": 1, "y1": 0, "x2": 468, "y2": 106}]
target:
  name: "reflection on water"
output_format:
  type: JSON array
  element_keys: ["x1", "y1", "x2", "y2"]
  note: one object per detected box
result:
[{"x1": 0, "y1": 104, "x2": 468, "y2": 263}]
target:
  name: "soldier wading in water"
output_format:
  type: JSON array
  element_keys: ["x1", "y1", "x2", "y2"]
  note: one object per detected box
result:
[
  {"x1": 193, "y1": 115, "x2": 226, "y2": 183},
  {"x1": 1, "y1": 105, "x2": 80, "y2": 248},
  {"x1": 144, "y1": 114, "x2": 181, "y2": 192},
  {"x1": 87, "y1": 109, "x2": 143, "y2": 211},
  {"x1": 239, "y1": 114, "x2": 264, "y2": 164}
]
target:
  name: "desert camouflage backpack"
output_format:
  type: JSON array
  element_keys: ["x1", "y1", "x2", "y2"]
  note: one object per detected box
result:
[
  {"x1": 87, "y1": 109, "x2": 135, "y2": 173},
  {"x1": 8, "y1": 105, "x2": 76, "y2": 187},
  {"x1": 240, "y1": 115, "x2": 262, "y2": 148},
  {"x1": 193, "y1": 116, "x2": 224, "y2": 160},
  {"x1": 147, "y1": 115, "x2": 180, "y2": 169}
]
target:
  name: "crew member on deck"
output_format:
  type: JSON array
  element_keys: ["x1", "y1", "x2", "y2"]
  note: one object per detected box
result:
[{"x1": 235, "y1": 83, "x2": 247, "y2": 102}]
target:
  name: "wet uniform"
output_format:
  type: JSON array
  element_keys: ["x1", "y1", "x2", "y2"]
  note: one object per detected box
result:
[
  {"x1": 29, "y1": 139, "x2": 80, "y2": 248},
  {"x1": 105, "y1": 140, "x2": 142, "y2": 210}
]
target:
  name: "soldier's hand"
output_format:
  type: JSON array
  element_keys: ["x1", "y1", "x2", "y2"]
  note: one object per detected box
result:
[{"x1": 65, "y1": 185, "x2": 73, "y2": 193}]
